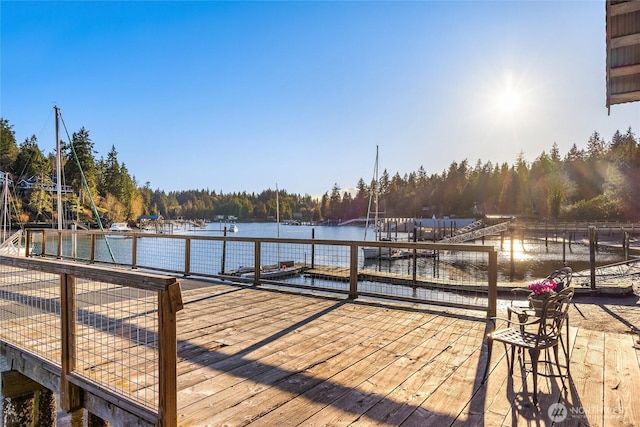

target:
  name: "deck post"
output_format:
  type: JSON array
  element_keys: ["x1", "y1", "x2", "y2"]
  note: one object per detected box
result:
[
  {"x1": 158, "y1": 282, "x2": 183, "y2": 427},
  {"x1": 60, "y1": 273, "x2": 82, "y2": 412},
  {"x1": 184, "y1": 237, "x2": 191, "y2": 276},
  {"x1": 90, "y1": 233, "x2": 96, "y2": 263},
  {"x1": 132, "y1": 235, "x2": 138, "y2": 269},
  {"x1": 589, "y1": 226, "x2": 597, "y2": 290},
  {"x1": 41, "y1": 231, "x2": 46, "y2": 257},
  {"x1": 25, "y1": 229, "x2": 32, "y2": 257},
  {"x1": 349, "y1": 243, "x2": 358, "y2": 299},
  {"x1": 254, "y1": 241, "x2": 261, "y2": 286},
  {"x1": 56, "y1": 230, "x2": 62, "y2": 259},
  {"x1": 487, "y1": 250, "x2": 498, "y2": 318}
]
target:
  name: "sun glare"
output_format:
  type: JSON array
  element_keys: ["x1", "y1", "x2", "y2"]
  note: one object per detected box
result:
[
  {"x1": 495, "y1": 74, "x2": 523, "y2": 115},
  {"x1": 497, "y1": 88, "x2": 521, "y2": 114}
]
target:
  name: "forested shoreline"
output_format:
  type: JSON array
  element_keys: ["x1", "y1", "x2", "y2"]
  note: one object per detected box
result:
[{"x1": 1, "y1": 117, "x2": 638, "y2": 225}]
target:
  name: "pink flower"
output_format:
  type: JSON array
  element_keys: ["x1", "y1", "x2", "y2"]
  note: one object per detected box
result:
[{"x1": 528, "y1": 278, "x2": 557, "y2": 295}]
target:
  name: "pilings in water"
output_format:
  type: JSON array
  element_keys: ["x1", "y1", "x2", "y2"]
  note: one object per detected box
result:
[
  {"x1": 1, "y1": 370, "x2": 109, "y2": 427},
  {"x1": 2, "y1": 370, "x2": 56, "y2": 426}
]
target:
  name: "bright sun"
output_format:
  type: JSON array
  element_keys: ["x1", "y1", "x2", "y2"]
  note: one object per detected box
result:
[{"x1": 497, "y1": 87, "x2": 521, "y2": 114}]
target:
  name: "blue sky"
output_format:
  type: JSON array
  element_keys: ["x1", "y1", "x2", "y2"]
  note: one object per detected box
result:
[{"x1": 1, "y1": 1, "x2": 638, "y2": 198}]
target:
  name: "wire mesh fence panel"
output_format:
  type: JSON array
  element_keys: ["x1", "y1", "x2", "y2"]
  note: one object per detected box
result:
[
  {"x1": 283, "y1": 242, "x2": 352, "y2": 294},
  {"x1": 356, "y1": 246, "x2": 492, "y2": 311},
  {"x1": 0, "y1": 263, "x2": 61, "y2": 365},
  {"x1": 74, "y1": 279, "x2": 159, "y2": 411},
  {"x1": 210, "y1": 239, "x2": 257, "y2": 277},
  {"x1": 135, "y1": 236, "x2": 186, "y2": 274},
  {"x1": 188, "y1": 238, "x2": 224, "y2": 276}
]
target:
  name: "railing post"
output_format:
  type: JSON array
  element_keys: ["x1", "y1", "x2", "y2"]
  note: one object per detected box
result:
[
  {"x1": 158, "y1": 282, "x2": 183, "y2": 427},
  {"x1": 90, "y1": 233, "x2": 96, "y2": 264},
  {"x1": 311, "y1": 228, "x2": 315, "y2": 269},
  {"x1": 56, "y1": 230, "x2": 62, "y2": 259},
  {"x1": 221, "y1": 228, "x2": 227, "y2": 274},
  {"x1": 60, "y1": 273, "x2": 82, "y2": 412},
  {"x1": 132, "y1": 235, "x2": 138, "y2": 269},
  {"x1": 589, "y1": 225, "x2": 597, "y2": 290},
  {"x1": 25, "y1": 230, "x2": 32, "y2": 257},
  {"x1": 487, "y1": 250, "x2": 498, "y2": 318},
  {"x1": 41, "y1": 231, "x2": 46, "y2": 257},
  {"x1": 254, "y1": 241, "x2": 261, "y2": 285},
  {"x1": 349, "y1": 243, "x2": 358, "y2": 299},
  {"x1": 184, "y1": 238, "x2": 191, "y2": 276}
]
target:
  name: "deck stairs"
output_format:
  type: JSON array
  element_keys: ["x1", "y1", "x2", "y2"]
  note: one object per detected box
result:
[
  {"x1": 0, "y1": 230, "x2": 24, "y2": 255},
  {"x1": 439, "y1": 220, "x2": 511, "y2": 244}
]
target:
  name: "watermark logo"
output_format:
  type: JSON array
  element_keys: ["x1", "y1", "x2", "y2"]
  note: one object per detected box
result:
[
  {"x1": 547, "y1": 403, "x2": 620, "y2": 422},
  {"x1": 548, "y1": 403, "x2": 568, "y2": 422}
]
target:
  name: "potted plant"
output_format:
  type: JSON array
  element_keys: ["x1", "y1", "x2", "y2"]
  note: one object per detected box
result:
[{"x1": 527, "y1": 278, "x2": 558, "y2": 314}]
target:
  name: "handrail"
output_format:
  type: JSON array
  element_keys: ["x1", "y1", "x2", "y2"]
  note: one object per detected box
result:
[
  {"x1": 0, "y1": 254, "x2": 182, "y2": 426},
  {"x1": 439, "y1": 221, "x2": 511, "y2": 244},
  {"x1": 25, "y1": 228, "x2": 498, "y2": 316},
  {"x1": 0, "y1": 229, "x2": 24, "y2": 254}
]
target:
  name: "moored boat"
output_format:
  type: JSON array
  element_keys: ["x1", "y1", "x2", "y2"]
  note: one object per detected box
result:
[{"x1": 108, "y1": 222, "x2": 133, "y2": 238}]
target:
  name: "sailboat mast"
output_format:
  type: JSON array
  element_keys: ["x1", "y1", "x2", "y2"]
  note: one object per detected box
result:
[
  {"x1": 374, "y1": 145, "x2": 379, "y2": 240},
  {"x1": 54, "y1": 105, "x2": 63, "y2": 230},
  {"x1": 1, "y1": 177, "x2": 9, "y2": 241},
  {"x1": 364, "y1": 145, "x2": 379, "y2": 241},
  {"x1": 276, "y1": 183, "x2": 280, "y2": 238}
]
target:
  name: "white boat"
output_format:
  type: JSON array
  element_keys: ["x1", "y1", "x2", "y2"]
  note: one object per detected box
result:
[
  {"x1": 228, "y1": 224, "x2": 238, "y2": 233},
  {"x1": 109, "y1": 222, "x2": 132, "y2": 232},
  {"x1": 108, "y1": 222, "x2": 133, "y2": 238}
]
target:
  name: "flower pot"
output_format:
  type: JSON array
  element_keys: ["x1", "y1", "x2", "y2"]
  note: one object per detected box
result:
[{"x1": 529, "y1": 293, "x2": 555, "y2": 316}]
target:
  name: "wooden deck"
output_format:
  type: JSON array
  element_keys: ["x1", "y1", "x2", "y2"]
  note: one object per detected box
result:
[
  {"x1": 173, "y1": 280, "x2": 640, "y2": 426},
  {"x1": 1, "y1": 263, "x2": 639, "y2": 426}
]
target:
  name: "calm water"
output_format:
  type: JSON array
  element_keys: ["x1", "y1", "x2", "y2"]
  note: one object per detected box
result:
[
  {"x1": 196, "y1": 222, "x2": 385, "y2": 240},
  {"x1": 195, "y1": 222, "x2": 624, "y2": 281}
]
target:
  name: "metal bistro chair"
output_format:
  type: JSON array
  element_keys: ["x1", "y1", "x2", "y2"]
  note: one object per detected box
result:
[
  {"x1": 507, "y1": 266, "x2": 573, "y2": 326},
  {"x1": 482, "y1": 287, "x2": 575, "y2": 404}
]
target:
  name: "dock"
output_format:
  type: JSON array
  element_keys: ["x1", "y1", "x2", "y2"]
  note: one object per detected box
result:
[{"x1": 1, "y1": 257, "x2": 638, "y2": 425}]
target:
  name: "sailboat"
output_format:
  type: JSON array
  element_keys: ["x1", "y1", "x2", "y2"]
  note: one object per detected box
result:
[
  {"x1": 241, "y1": 184, "x2": 302, "y2": 279},
  {"x1": 362, "y1": 146, "x2": 398, "y2": 260}
]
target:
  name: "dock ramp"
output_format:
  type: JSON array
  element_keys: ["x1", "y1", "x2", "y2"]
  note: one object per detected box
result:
[{"x1": 439, "y1": 221, "x2": 511, "y2": 244}]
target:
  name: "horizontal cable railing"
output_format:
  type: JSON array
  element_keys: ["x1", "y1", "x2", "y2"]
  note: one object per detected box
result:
[
  {"x1": 0, "y1": 254, "x2": 182, "y2": 426},
  {"x1": 25, "y1": 229, "x2": 498, "y2": 316}
]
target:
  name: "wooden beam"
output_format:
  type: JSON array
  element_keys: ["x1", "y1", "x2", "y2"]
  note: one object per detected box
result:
[
  {"x1": 610, "y1": 90, "x2": 640, "y2": 104},
  {"x1": 0, "y1": 344, "x2": 61, "y2": 393},
  {"x1": 610, "y1": 0, "x2": 640, "y2": 16},
  {"x1": 1, "y1": 370, "x2": 45, "y2": 398},
  {"x1": 611, "y1": 32, "x2": 640, "y2": 50},
  {"x1": 0, "y1": 254, "x2": 178, "y2": 291},
  {"x1": 610, "y1": 63, "x2": 640, "y2": 77}
]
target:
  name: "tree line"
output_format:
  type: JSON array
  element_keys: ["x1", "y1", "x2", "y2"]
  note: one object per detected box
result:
[{"x1": 1, "y1": 116, "x2": 638, "y2": 226}]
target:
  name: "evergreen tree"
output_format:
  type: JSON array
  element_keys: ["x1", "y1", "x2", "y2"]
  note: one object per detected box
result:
[
  {"x1": 0, "y1": 118, "x2": 19, "y2": 173},
  {"x1": 63, "y1": 127, "x2": 98, "y2": 200}
]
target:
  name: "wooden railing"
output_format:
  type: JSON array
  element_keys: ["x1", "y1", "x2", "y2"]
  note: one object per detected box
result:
[
  {"x1": 24, "y1": 228, "x2": 498, "y2": 316},
  {"x1": 0, "y1": 254, "x2": 182, "y2": 426}
]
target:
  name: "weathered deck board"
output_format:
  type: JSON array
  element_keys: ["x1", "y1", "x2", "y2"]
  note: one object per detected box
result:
[
  {"x1": 603, "y1": 333, "x2": 640, "y2": 425},
  {"x1": 170, "y1": 282, "x2": 640, "y2": 427},
  {"x1": 564, "y1": 328, "x2": 606, "y2": 426},
  {"x1": 1, "y1": 271, "x2": 640, "y2": 426}
]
